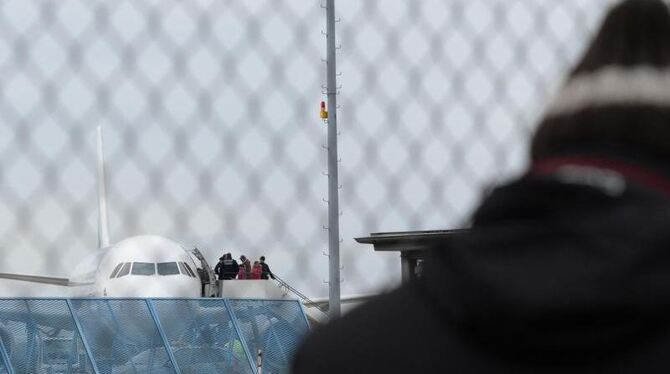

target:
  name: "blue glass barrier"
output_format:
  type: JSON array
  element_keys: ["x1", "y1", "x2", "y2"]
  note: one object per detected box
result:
[
  {"x1": 228, "y1": 299, "x2": 310, "y2": 374},
  {"x1": 0, "y1": 350, "x2": 9, "y2": 374},
  {"x1": 151, "y1": 299, "x2": 254, "y2": 374},
  {"x1": 0, "y1": 320, "x2": 11, "y2": 374},
  {"x1": 69, "y1": 299, "x2": 176, "y2": 374},
  {"x1": 0, "y1": 298, "x2": 310, "y2": 374},
  {"x1": 0, "y1": 299, "x2": 95, "y2": 374}
]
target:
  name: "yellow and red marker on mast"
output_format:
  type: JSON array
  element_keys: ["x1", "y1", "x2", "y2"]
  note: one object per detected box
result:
[{"x1": 319, "y1": 101, "x2": 328, "y2": 120}]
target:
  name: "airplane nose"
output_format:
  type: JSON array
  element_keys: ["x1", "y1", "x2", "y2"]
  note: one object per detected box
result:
[
  {"x1": 106, "y1": 276, "x2": 201, "y2": 297},
  {"x1": 137, "y1": 279, "x2": 199, "y2": 297}
]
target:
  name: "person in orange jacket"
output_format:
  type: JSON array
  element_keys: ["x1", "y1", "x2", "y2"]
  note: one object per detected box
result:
[{"x1": 238, "y1": 255, "x2": 251, "y2": 279}]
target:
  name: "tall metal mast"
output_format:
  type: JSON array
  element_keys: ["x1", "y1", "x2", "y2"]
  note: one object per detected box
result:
[{"x1": 325, "y1": 0, "x2": 341, "y2": 319}]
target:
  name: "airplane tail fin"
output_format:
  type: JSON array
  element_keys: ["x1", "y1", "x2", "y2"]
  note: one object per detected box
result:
[{"x1": 96, "y1": 126, "x2": 111, "y2": 248}]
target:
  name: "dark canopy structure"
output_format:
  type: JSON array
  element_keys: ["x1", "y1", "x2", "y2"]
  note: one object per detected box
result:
[{"x1": 355, "y1": 229, "x2": 468, "y2": 283}]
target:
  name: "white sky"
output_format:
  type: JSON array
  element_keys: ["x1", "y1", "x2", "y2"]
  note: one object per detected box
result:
[{"x1": 0, "y1": 0, "x2": 615, "y2": 297}]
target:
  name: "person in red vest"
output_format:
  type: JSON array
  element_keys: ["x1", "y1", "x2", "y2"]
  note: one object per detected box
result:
[{"x1": 251, "y1": 261, "x2": 263, "y2": 279}]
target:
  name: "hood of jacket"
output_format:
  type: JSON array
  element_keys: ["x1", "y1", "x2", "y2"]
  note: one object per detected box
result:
[{"x1": 422, "y1": 151, "x2": 670, "y2": 364}]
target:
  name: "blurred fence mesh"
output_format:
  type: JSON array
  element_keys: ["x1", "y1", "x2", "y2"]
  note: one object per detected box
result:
[{"x1": 0, "y1": 0, "x2": 617, "y2": 297}]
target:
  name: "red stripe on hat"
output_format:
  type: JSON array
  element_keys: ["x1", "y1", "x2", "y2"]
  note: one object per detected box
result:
[{"x1": 531, "y1": 155, "x2": 670, "y2": 196}]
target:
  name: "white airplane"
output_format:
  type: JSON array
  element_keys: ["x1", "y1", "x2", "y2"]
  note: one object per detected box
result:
[
  {"x1": 0, "y1": 127, "x2": 203, "y2": 298},
  {"x1": 0, "y1": 128, "x2": 357, "y2": 374},
  {"x1": 0, "y1": 127, "x2": 372, "y2": 320}
]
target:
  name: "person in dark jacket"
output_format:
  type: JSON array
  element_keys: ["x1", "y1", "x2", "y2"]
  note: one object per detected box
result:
[
  {"x1": 259, "y1": 256, "x2": 275, "y2": 280},
  {"x1": 215, "y1": 253, "x2": 239, "y2": 280},
  {"x1": 222, "y1": 253, "x2": 239, "y2": 280},
  {"x1": 292, "y1": 1, "x2": 670, "y2": 372},
  {"x1": 214, "y1": 256, "x2": 226, "y2": 280}
]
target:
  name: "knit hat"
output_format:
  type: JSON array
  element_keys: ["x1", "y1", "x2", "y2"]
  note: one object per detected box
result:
[{"x1": 531, "y1": 0, "x2": 670, "y2": 160}]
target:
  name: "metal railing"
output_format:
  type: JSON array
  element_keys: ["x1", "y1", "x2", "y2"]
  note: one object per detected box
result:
[{"x1": 274, "y1": 274, "x2": 330, "y2": 319}]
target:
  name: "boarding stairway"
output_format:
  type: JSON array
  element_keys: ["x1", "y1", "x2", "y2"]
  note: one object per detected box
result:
[{"x1": 190, "y1": 247, "x2": 218, "y2": 297}]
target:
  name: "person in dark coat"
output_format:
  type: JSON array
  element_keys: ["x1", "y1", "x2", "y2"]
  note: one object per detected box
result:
[
  {"x1": 214, "y1": 256, "x2": 226, "y2": 280},
  {"x1": 222, "y1": 253, "x2": 239, "y2": 280},
  {"x1": 215, "y1": 253, "x2": 239, "y2": 280},
  {"x1": 259, "y1": 256, "x2": 275, "y2": 280},
  {"x1": 292, "y1": 1, "x2": 670, "y2": 373},
  {"x1": 196, "y1": 267, "x2": 209, "y2": 296}
]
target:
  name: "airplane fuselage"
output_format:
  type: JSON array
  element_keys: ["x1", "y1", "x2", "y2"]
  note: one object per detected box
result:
[{"x1": 70, "y1": 235, "x2": 202, "y2": 297}]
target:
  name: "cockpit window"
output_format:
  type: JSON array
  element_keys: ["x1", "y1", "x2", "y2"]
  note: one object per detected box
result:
[
  {"x1": 131, "y1": 262, "x2": 155, "y2": 276},
  {"x1": 157, "y1": 262, "x2": 180, "y2": 276},
  {"x1": 182, "y1": 262, "x2": 197, "y2": 278},
  {"x1": 109, "y1": 263, "x2": 124, "y2": 279},
  {"x1": 178, "y1": 262, "x2": 189, "y2": 277},
  {"x1": 117, "y1": 262, "x2": 131, "y2": 278}
]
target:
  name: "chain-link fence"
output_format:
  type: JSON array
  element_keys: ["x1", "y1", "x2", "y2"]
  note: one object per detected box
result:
[{"x1": 0, "y1": 0, "x2": 617, "y2": 298}]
